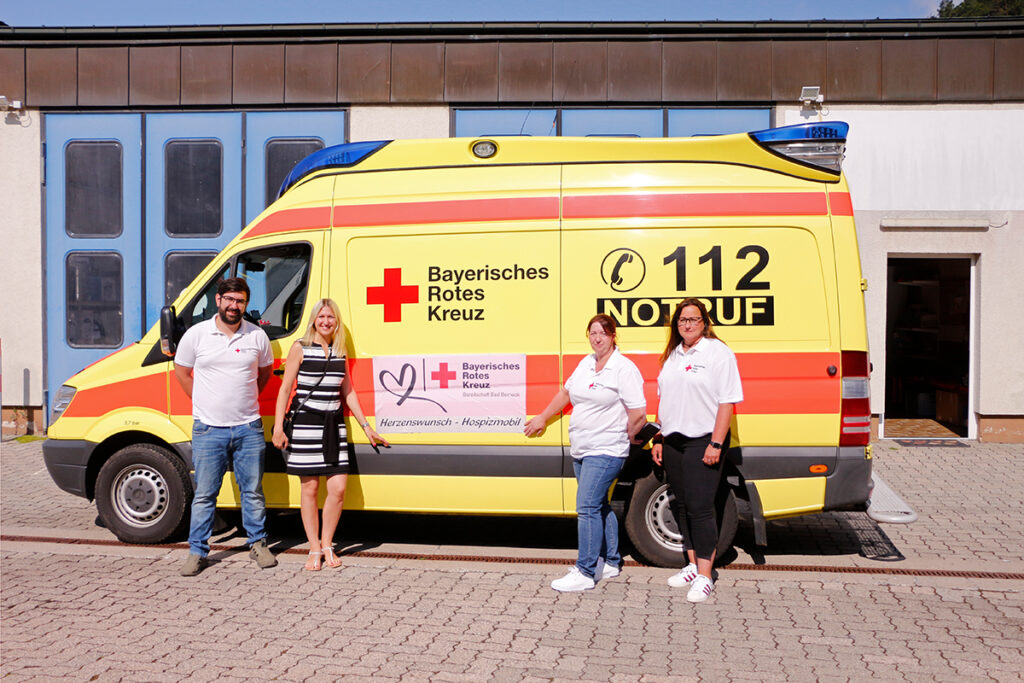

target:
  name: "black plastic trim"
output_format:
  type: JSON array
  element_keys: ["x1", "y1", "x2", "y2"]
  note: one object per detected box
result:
[{"x1": 42, "y1": 438, "x2": 96, "y2": 498}]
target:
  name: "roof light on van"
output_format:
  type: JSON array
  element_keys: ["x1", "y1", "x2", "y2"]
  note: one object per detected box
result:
[
  {"x1": 276, "y1": 140, "x2": 391, "y2": 199},
  {"x1": 750, "y1": 122, "x2": 849, "y2": 174},
  {"x1": 472, "y1": 140, "x2": 498, "y2": 159}
]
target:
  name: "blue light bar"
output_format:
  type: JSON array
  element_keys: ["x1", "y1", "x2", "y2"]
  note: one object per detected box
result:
[
  {"x1": 750, "y1": 122, "x2": 849, "y2": 143},
  {"x1": 276, "y1": 140, "x2": 391, "y2": 199},
  {"x1": 749, "y1": 122, "x2": 849, "y2": 174}
]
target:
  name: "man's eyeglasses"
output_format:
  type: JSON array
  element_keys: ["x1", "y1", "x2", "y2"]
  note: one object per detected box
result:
[{"x1": 220, "y1": 295, "x2": 248, "y2": 307}]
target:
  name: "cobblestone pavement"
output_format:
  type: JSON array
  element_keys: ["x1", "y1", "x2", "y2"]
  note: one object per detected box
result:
[{"x1": 2, "y1": 438, "x2": 1023, "y2": 681}]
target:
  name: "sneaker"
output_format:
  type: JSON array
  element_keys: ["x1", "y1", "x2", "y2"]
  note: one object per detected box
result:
[
  {"x1": 249, "y1": 539, "x2": 278, "y2": 569},
  {"x1": 687, "y1": 575, "x2": 714, "y2": 603},
  {"x1": 551, "y1": 566, "x2": 595, "y2": 592},
  {"x1": 596, "y1": 558, "x2": 621, "y2": 581},
  {"x1": 667, "y1": 562, "x2": 698, "y2": 588},
  {"x1": 179, "y1": 553, "x2": 208, "y2": 577}
]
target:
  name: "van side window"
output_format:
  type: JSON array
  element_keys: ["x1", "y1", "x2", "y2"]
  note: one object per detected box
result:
[
  {"x1": 180, "y1": 263, "x2": 230, "y2": 328},
  {"x1": 237, "y1": 244, "x2": 312, "y2": 339},
  {"x1": 179, "y1": 243, "x2": 311, "y2": 339}
]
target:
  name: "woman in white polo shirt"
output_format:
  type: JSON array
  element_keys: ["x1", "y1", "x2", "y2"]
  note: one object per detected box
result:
[
  {"x1": 652, "y1": 298, "x2": 743, "y2": 603},
  {"x1": 525, "y1": 314, "x2": 646, "y2": 592}
]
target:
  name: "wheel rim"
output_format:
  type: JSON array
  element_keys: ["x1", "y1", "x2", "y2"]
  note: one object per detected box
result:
[
  {"x1": 644, "y1": 482, "x2": 684, "y2": 551},
  {"x1": 109, "y1": 464, "x2": 168, "y2": 528}
]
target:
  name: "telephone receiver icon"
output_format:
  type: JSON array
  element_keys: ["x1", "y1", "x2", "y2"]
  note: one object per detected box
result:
[{"x1": 611, "y1": 252, "x2": 632, "y2": 287}]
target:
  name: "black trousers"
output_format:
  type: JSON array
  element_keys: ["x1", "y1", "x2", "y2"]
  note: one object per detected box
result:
[{"x1": 661, "y1": 432, "x2": 728, "y2": 561}]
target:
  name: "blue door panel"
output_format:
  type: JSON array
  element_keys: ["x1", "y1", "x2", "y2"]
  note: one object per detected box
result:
[
  {"x1": 245, "y1": 111, "x2": 346, "y2": 225},
  {"x1": 44, "y1": 114, "x2": 143, "y2": 404},
  {"x1": 144, "y1": 113, "x2": 243, "y2": 328}
]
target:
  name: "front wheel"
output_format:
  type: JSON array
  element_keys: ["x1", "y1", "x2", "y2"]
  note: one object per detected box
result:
[
  {"x1": 95, "y1": 444, "x2": 193, "y2": 544},
  {"x1": 624, "y1": 471, "x2": 738, "y2": 567}
]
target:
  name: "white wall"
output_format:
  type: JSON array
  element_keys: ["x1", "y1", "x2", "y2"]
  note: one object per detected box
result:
[
  {"x1": 349, "y1": 106, "x2": 449, "y2": 142},
  {"x1": 780, "y1": 105, "x2": 1024, "y2": 418},
  {"x1": 0, "y1": 109, "x2": 44, "y2": 408}
]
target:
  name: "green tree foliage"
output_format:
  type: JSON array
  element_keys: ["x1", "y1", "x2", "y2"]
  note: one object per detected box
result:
[{"x1": 935, "y1": 0, "x2": 1024, "y2": 16}]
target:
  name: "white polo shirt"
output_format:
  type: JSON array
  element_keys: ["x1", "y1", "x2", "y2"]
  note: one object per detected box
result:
[
  {"x1": 174, "y1": 318, "x2": 273, "y2": 427},
  {"x1": 658, "y1": 337, "x2": 743, "y2": 438},
  {"x1": 565, "y1": 348, "x2": 646, "y2": 459}
]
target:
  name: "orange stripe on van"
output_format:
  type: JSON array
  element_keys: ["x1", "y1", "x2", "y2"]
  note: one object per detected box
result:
[
  {"x1": 63, "y1": 372, "x2": 167, "y2": 419},
  {"x1": 829, "y1": 192, "x2": 854, "y2": 216},
  {"x1": 242, "y1": 206, "x2": 332, "y2": 239},
  {"x1": 564, "y1": 351, "x2": 839, "y2": 416},
  {"x1": 81, "y1": 352, "x2": 839, "y2": 421},
  {"x1": 333, "y1": 196, "x2": 559, "y2": 227},
  {"x1": 562, "y1": 191, "x2": 828, "y2": 219}
]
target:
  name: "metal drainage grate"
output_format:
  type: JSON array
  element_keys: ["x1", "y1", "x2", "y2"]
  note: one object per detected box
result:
[{"x1": 4, "y1": 534, "x2": 1023, "y2": 580}]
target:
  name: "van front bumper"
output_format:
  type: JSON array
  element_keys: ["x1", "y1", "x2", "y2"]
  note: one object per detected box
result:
[{"x1": 42, "y1": 439, "x2": 95, "y2": 499}]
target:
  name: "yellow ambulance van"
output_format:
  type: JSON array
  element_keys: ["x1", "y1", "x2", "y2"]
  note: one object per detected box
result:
[{"x1": 43, "y1": 122, "x2": 872, "y2": 566}]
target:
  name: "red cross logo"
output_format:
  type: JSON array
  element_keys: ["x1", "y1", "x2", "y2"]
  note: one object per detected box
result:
[
  {"x1": 366, "y1": 268, "x2": 419, "y2": 322},
  {"x1": 431, "y1": 362, "x2": 457, "y2": 389}
]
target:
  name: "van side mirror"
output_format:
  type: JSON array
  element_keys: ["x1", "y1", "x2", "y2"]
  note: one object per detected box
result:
[{"x1": 160, "y1": 306, "x2": 183, "y2": 356}]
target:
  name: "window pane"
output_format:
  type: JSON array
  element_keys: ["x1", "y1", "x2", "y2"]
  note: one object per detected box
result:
[
  {"x1": 165, "y1": 140, "x2": 222, "y2": 237},
  {"x1": 265, "y1": 139, "x2": 324, "y2": 207},
  {"x1": 238, "y1": 244, "x2": 312, "y2": 339},
  {"x1": 181, "y1": 263, "x2": 230, "y2": 328},
  {"x1": 667, "y1": 109, "x2": 771, "y2": 137},
  {"x1": 66, "y1": 252, "x2": 122, "y2": 347},
  {"x1": 165, "y1": 251, "x2": 217, "y2": 305},
  {"x1": 65, "y1": 141, "x2": 122, "y2": 237},
  {"x1": 562, "y1": 109, "x2": 663, "y2": 137},
  {"x1": 454, "y1": 109, "x2": 558, "y2": 137}
]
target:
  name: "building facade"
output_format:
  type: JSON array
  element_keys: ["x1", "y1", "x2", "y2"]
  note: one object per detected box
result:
[{"x1": 1, "y1": 19, "x2": 1022, "y2": 440}]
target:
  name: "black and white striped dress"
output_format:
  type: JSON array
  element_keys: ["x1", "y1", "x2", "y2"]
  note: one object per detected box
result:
[{"x1": 285, "y1": 345, "x2": 349, "y2": 476}]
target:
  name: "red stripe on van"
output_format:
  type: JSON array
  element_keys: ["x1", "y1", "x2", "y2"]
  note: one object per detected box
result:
[
  {"x1": 333, "y1": 196, "x2": 559, "y2": 227},
  {"x1": 63, "y1": 372, "x2": 167, "y2": 419},
  {"x1": 562, "y1": 191, "x2": 828, "y2": 219},
  {"x1": 242, "y1": 206, "x2": 332, "y2": 239},
  {"x1": 829, "y1": 192, "x2": 854, "y2": 216}
]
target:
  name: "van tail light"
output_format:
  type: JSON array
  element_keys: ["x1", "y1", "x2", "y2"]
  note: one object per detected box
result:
[{"x1": 840, "y1": 351, "x2": 871, "y2": 447}]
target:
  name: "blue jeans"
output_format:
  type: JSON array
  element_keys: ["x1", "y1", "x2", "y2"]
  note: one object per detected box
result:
[
  {"x1": 573, "y1": 455, "x2": 625, "y2": 579},
  {"x1": 188, "y1": 419, "x2": 268, "y2": 557}
]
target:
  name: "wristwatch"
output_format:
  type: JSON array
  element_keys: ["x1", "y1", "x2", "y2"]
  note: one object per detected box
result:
[{"x1": 709, "y1": 440, "x2": 723, "y2": 450}]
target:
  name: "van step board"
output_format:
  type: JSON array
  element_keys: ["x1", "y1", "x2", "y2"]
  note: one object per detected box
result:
[{"x1": 867, "y1": 474, "x2": 918, "y2": 524}]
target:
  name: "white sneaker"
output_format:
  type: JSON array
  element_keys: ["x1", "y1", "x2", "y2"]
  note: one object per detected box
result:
[
  {"x1": 596, "y1": 558, "x2": 620, "y2": 581},
  {"x1": 551, "y1": 566, "x2": 596, "y2": 592},
  {"x1": 667, "y1": 562, "x2": 698, "y2": 588},
  {"x1": 687, "y1": 575, "x2": 714, "y2": 603}
]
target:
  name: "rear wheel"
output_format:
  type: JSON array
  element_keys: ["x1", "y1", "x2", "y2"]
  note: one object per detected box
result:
[
  {"x1": 624, "y1": 471, "x2": 737, "y2": 567},
  {"x1": 95, "y1": 444, "x2": 192, "y2": 544}
]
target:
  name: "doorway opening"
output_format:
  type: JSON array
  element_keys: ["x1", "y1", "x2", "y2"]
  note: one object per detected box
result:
[{"x1": 884, "y1": 257, "x2": 971, "y2": 438}]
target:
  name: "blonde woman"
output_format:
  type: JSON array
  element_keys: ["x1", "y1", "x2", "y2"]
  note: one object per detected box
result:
[{"x1": 272, "y1": 299, "x2": 389, "y2": 571}]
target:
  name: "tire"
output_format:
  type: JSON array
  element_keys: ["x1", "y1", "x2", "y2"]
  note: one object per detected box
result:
[
  {"x1": 624, "y1": 471, "x2": 738, "y2": 567},
  {"x1": 95, "y1": 443, "x2": 193, "y2": 544}
]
